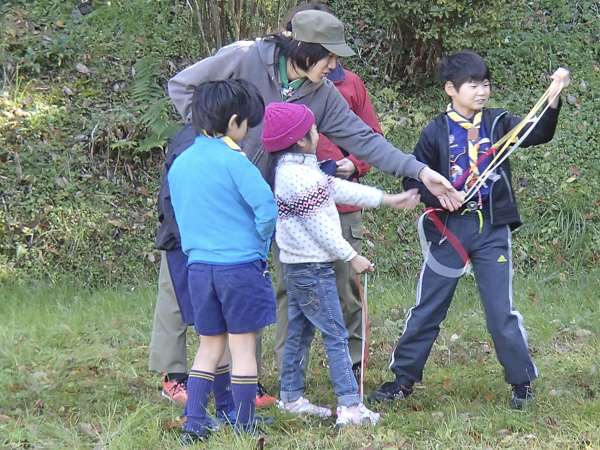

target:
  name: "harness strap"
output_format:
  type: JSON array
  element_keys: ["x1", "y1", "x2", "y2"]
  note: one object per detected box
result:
[{"x1": 418, "y1": 208, "x2": 469, "y2": 278}]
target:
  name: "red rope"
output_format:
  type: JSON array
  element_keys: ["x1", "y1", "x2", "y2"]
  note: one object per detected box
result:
[
  {"x1": 356, "y1": 272, "x2": 369, "y2": 396},
  {"x1": 426, "y1": 208, "x2": 469, "y2": 266}
]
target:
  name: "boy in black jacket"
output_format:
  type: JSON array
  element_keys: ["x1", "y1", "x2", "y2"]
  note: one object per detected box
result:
[{"x1": 369, "y1": 51, "x2": 569, "y2": 408}]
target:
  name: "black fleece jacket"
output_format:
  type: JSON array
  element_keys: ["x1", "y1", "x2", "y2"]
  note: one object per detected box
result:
[
  {"x1": 403, "y1": 101, "x2": 561, "y2": 230},
  {"x1": 154, "y1": 123, "x2": 196, "y2": 250}
]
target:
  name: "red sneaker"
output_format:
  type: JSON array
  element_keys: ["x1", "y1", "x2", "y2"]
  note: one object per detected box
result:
[
  {"x1": 255, "y1": 382, "x2": 277, "y2": 407},
  {"x1": 162, "y1": 378, "x2": 188, "y2": 405}
]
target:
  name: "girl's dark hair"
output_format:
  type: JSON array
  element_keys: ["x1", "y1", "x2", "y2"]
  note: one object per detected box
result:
[
  {"x1": 264, "y1": 130, "x2": 313, "y2": 191},
  {"x1": 438, "y1": 51, "x2": 491, "y2": 91},
  {"x1": 191, "y1": 79, "x2": 265, "y2": 136}
]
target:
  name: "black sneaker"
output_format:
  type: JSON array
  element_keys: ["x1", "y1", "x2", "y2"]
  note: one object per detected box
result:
[
  {"x1": 181, "y1": 419, "x2": 219, "y2": 445},
  {"x1": 368, "y1": 380, "x2": 413, "y2": 403},
  {"x1": 352, "y1": 362, "x2": 361, "y2": 385},
  {"x1": 510, "y1": 383, "x2": 534, "y2": 409},
  {"x1": 181, "y1": 430, "x2": 210, "y2": 445},
  {"x1": 217, "y1": 409, "x2": 275, "y2": 426}
]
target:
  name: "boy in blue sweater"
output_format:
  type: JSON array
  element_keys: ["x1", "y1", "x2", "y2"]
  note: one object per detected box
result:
[
  {"x1": 168, "y1": 79, "x2": 278, "y2": 443},
  {"x1": 369, "y1": 51, "x2": 569, "y2": 409}
]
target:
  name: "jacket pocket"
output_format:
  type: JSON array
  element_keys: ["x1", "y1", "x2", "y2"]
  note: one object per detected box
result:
[{"x1": 350, "y1": 221, "x2": 364, "y2": 240}]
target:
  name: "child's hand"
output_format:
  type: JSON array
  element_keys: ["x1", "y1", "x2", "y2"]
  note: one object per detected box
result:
[
  {"x1": 349, "y1": 255, "x2": 375, "y2": 274},
  {"x1": 381, "y1": 189, "x2": 421, "y2": 210},
  {"x1": 548, "y1": 67, "x2": 570, "y2": 108}
]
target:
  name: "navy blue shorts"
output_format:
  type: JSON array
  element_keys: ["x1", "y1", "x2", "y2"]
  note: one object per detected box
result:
[
  {"x1": 188, "y1": 259, "x2": 276, "y2": 336},
  {"x1": 166, "y1": 248, "x2": 195, "y2": 326}
]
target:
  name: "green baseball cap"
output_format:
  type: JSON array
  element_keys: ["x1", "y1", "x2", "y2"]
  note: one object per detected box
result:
[{"x1": 291, "y1": 10, "x2": 356, "y2": 57}]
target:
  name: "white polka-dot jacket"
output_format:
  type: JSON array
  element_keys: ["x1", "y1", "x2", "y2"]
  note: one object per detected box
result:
[{"x1": 274, "y1": 153, "x2": 383, "y2": 264}]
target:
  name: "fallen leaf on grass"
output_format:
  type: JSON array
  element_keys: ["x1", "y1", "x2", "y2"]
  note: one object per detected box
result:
[
  {"x1": 80, "y1": 422, "x2": 102, "y2": 436},
  {"x1": 164, "y1": 416, "x2": 186, "y2": 430},
  {"x1": 468, "y1": 431, "x2": 481, "y2": 441},
  {"x1": 547, "y1": 416, "x2": 558, "y2": 428},
  {"x1": 76, "y1": 63, "x2": 91, "y2": 74},
  {"x1": 409, "y1": 401, "x2": 424, "y2": 411},
  {"x1": 442, "y1": 379, "x2": 453, "y2": 390},
  {"x1": 521, "y1": 434, "x2": 538, "y2": 440},
  {"x1": 256, "y1": 435, "x2": 267, "y2": 450},
  {"x1": 497, "y1": 428, "x2": 512, "y2": 436},
  {"x1": 577, "y1": 382, "x2": 595, "y2": 398},
  {"x1": 0, "y1": 414, "x2": 14, "y2": 422},
  {"x1": 108, "y1": 220, "x2": 129, "y2": 230}
]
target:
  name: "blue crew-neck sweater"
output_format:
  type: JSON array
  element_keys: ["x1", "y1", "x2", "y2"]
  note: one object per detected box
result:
[{"x1": 168, "y1": 134, "x2": 277, "y2": 265}]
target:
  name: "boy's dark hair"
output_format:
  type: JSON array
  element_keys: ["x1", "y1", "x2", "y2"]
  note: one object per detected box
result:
[
  {"x1": 438, "y1": 51, "x2": 491, "y2": 91},
  {"x1": 191, "y1": 79, "x2": 265, "y2": 136},
  {"x1": 264, "y1": 131, "x2": 313, "y2": 191}
]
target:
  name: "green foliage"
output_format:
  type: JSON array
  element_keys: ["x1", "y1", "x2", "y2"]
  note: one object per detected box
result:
[
  {"x1": 188, "y1": 0, "x2": 300, "y2": 57},
  {"x1": 130, "y1": 58, "x2": 179, "y2": 154},
  {"x1": 1, "y1": 0, "x2": 599, "y2": 284}
]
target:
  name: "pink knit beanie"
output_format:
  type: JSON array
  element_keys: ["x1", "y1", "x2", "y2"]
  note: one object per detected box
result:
[{"x1": 261, "y1": 102, "x2": 315, "y2": 153}]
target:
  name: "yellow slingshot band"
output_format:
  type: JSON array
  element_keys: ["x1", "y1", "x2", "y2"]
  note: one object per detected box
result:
[{"x1": 462, "y1": 80, "x2": 563, "y2": 204}]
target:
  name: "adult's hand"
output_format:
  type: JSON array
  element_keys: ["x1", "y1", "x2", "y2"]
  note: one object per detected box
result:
[
  {"x1": 335, "y1": 158, "x2": 357, "y2": 179},
  {"x1": 418, "y1": 166, "x2": 462, "y2": 211}
]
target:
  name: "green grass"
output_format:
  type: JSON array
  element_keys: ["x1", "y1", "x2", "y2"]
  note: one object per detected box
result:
[{"x1": 1, "y1": 273, "x2": 599, "y2": 449}]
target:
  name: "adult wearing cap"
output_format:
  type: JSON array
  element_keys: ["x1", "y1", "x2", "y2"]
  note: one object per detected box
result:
[{"x1": 168, "y1": 9, "x2": 461, "y2": 208}]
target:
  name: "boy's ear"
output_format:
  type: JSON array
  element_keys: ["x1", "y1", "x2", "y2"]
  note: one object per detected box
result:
[
  {"x1": 444, "y1": 81, "x2": 457, "y2": 97},
  {"x1": 227, "y1": 114, "x2": 239, "y2": 130}
]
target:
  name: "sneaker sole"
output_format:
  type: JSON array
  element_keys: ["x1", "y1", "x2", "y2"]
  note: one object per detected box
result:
[
  {"x1": 161, "y1": 389, "x2": 187, "y2": 405},
  {"x1": 335, "y1": 418, "x2": 379, "y2": 426}
]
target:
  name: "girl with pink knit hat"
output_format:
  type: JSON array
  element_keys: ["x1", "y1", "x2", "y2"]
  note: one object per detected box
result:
[{"x1": 262, "y1": 101, "x2": 420, "y2": 425}]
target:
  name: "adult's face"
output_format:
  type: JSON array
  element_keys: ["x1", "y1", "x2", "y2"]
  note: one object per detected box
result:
[{"x1": 303, "y1": 53, "x2": 337, "y2": 83}]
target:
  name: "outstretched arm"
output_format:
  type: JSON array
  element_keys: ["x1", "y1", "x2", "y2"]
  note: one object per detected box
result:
[{"x1": 548, "y1": 67, "x2": 570, "y2": 109}]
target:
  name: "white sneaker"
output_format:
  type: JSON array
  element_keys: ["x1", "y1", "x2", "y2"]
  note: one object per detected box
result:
[
  {"x1": 335, "y1": 403, "x2": 381, "y2": 425},
  {"x1": 276, "y1": 396, "x2": 332, "y2": 418}
]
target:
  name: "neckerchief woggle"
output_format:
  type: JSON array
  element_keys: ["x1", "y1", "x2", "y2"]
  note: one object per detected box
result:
[
  {"x1": 279, "y1": 55, "x2": 306, "y2": 100},
  {"x1": 418, "y1": 79, "x2": 564, "y2": 278}
]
